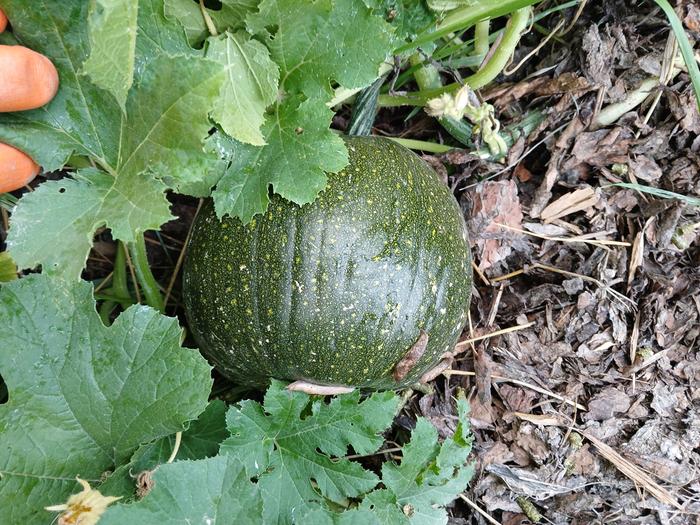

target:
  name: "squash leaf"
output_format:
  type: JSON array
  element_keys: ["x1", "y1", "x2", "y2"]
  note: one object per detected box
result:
[
  {"x1": 99, "y1": 455, "x2": 263, "y2": 524},
  {"x1": 99, "y1": 384, "x2": 474, "y2": 524},
  {"x1": 0, "y1": 274, "x2": 212, "y2": 524},
  {"x1": 363, "y1": 0, "x2": 438, "y2": 43},
  {"x1": 207, "y1": 31, "x2": 280, "y2": 147},
  {"x1": 220, "y1": 380, "x2": 400, "y2": 523},
  {"x1": 366, "y1": 398, "x2": 475, "y2": 524},
  {"x1": 211, "y1": 96, "x2": 348, "y2": 223},
  {"x1": 98, "y1": 399, "x2": 229, "y2": 498},
  {"x1": 210, "y1": 0, "x2": 395, "y2": 220},
  {"x1": 0, "y1": 0, "x2": 226, "y2": 279},
  {"x1": 1, "y1": 0, "x2": 397, "y2": 276}
]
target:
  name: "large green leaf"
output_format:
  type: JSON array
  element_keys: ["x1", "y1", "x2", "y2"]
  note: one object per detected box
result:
[
  {"x1": 100, "y1": 384, "x2": 474, "y2": 524},
  {"x1": 100, "y1": 456, "x2": 263, "y2": 524},
  {"x1": 220, "y1": 380, "x2": 400, "y2": 523},
  {"x1": 363, "y1": 0, "x2": 437, "y2": 44},
  {"x1": 0, "y1": 0, "x2": 226, "y2": 279},
  {"x1": 212, "y1": 96, "x2": 347, "y2": 222},
  {"x1": 210, "y1": 0, "x2": 394, "y2": 220},
  {"x1": 367, "y1": 398, "x2": 475, "y2": 524},
  {"x1": 99, "y1": 400, "x2": 229, "y2": 498},
  {"x1": 1, "y1": 0, "x2": 398, "y2": 274},
  {"x1": 0, "y1": 274, "x2": 212, "y2": 524},
  {"x1": 7, "y1": 169, "x2": 171, "y2": 278}
]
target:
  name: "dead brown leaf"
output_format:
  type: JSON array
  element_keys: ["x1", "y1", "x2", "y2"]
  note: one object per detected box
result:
[
  {"x1": 629, "y1": 155, "x2": 662, "y2": 182},
  {"x1": 466, "y1": 180, "x2": 524, "y2": 270},
  {"x1": 540, "y1": 187, "x2": 599, "y2": 223},
  {"x1": 585, "y1": 387, "x2": 631, "y2": 421},
  {"x1": 565, "y1": 444, "x2": 600, "y2": 476},
  {"x1": 393, "y1": 330, "x2": 428, "y2": 381},
  {"x1": 564, "y1": 128, "x2": 632, "y2": 169},
  {"x1": 684, "y1": 3, "x2": 700, "y2": 32}
]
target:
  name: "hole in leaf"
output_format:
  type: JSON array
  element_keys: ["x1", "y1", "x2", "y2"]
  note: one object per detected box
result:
[
  {"x1": 192, "y1": 0, "x2": 222, "y2": 10},
  {"x1": 265, "y1": 24, "x2": 279, "y2": 40},
  {"x1": 0, "y1": 375, "x2": 7, "y2": 405},
  {"x1": 58, "y1": 187, "x2": 66, "y2": 194}
]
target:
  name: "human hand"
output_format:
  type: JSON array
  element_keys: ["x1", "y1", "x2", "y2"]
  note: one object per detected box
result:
[{"x1": 0, "y1": 9, "x2": 59, "y2": 193}]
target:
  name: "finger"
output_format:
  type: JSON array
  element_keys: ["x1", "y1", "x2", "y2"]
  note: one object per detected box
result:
[
  {"x1": 0, "y1": 45, "x2": 59, "y2": 112},
  {"x1": 0, "y1": 10, "x2": 7, "y2": 33},
  {"x1": 0, "y1": 142, "x2": 39, "y2": 193}
]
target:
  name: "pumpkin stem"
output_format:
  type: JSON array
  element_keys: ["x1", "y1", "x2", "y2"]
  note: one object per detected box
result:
[{"x1": 346, "y1": 75, "x2": 386, "y2": 137}]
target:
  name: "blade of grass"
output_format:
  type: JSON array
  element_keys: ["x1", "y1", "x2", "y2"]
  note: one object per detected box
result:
[
  {"x1": 387, "y1": 137, "x2": 453, "y2": 153},
  {"x1": 653, "y1": 0, "x2": 700, "y2": 110},
  {"x1": 611, "y1": 182, "x2": 700, "y2": 207}
]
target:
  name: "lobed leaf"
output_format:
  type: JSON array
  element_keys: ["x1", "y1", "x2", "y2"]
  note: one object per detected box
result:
[
  {"x1": 207, "y1": 31, "x2": 280, "y2": 146},
  {"x1": 368, "y1": 398, "x2": 475, "y2": 524},
  {"x1": 0, "y1": 274, "x2": 212, "y2": 524},
  {"x1": 99, "y1": 385, "x2": 474, "y2": 524},
  {"x1": 210, "y1": 0, "x2": 395, "y2": 220},
  {"x1": 99, "y1": 400, "x2": 229, "y2": 498},
  {"x1": 0, "y1": 0, "x2": 226, "y2": 278},
  {"x1": 220, "y1": 380, "x2": 400, "y2": 523},
  {"x1": 212, "y1": 96, "x2": 347, "y2": 222}
]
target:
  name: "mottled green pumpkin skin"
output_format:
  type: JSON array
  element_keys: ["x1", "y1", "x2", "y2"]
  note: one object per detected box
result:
[{"x1": 183, "y1": 136, "x2": 472, "y2": 389}]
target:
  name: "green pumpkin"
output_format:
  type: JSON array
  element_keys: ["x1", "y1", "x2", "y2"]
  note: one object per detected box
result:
[{"x1": 183, "y1": 136, "x2": 472, "y2": 389}]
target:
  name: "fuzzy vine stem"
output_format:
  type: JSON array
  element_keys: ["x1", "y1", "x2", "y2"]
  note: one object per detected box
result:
[
  {"x1": 129, "y1": 234, "x2": 165, "y2": 313},
  {"x1": 113, "y1": 241, "x2": 130, "y2": 300},
  {"x1": 98, "y1": 242, "x2": 132, "y2": 324},
  {"x1": 378, "y1": 7, "x2": 532, "y2": 107},
  {"x1": 409, "y1": 53, "x2": 441, "y2": 90},
  {"x1": 167, "y1": 432, "x2": 182, "y2": 464},
  {"x1": 396, "y1": 0, "x2": 540, "y2": 54},
  {"x1": 409, "y1": 53, "x2": 476, "y2": 147},
  {"x1": 473, "y1": 19, "x2": 490, "y2": 64},
  {"x1": 387, "y1": 137, "x2": 453, "y2": 153},
  {"x1": 449, "y1": 6, "x2": 532, "y2": 90},
  {"x1": 98, "y1": 297, "x2": 116, "y2": 325}
]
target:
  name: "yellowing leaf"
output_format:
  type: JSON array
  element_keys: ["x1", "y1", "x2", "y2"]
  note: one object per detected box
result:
[
  {"x1": 208, "y1": 32, "x2": 279, "y2": 146},
  {"x1": 83, "y1": 0, "x2": 139, "y2": 109}
]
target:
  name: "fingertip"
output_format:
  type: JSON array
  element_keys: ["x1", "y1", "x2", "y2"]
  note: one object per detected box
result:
[
  {"x1": 36, "y1": 53, "x2": 60, "y2": 106},
  {"x1": 0, "y1": 142, "x2": 40, "y2": 193},
  {"x1": 0, "y1": 46, "x2": 60, "y2": 111},
  {"x1": 0, "y1": 10, "x2": 7, "y2": 33}
]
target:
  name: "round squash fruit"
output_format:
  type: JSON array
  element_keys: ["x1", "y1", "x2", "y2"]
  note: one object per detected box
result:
[{"x1": 183, "y1": 136, "x2": 472, "y2": 389}]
